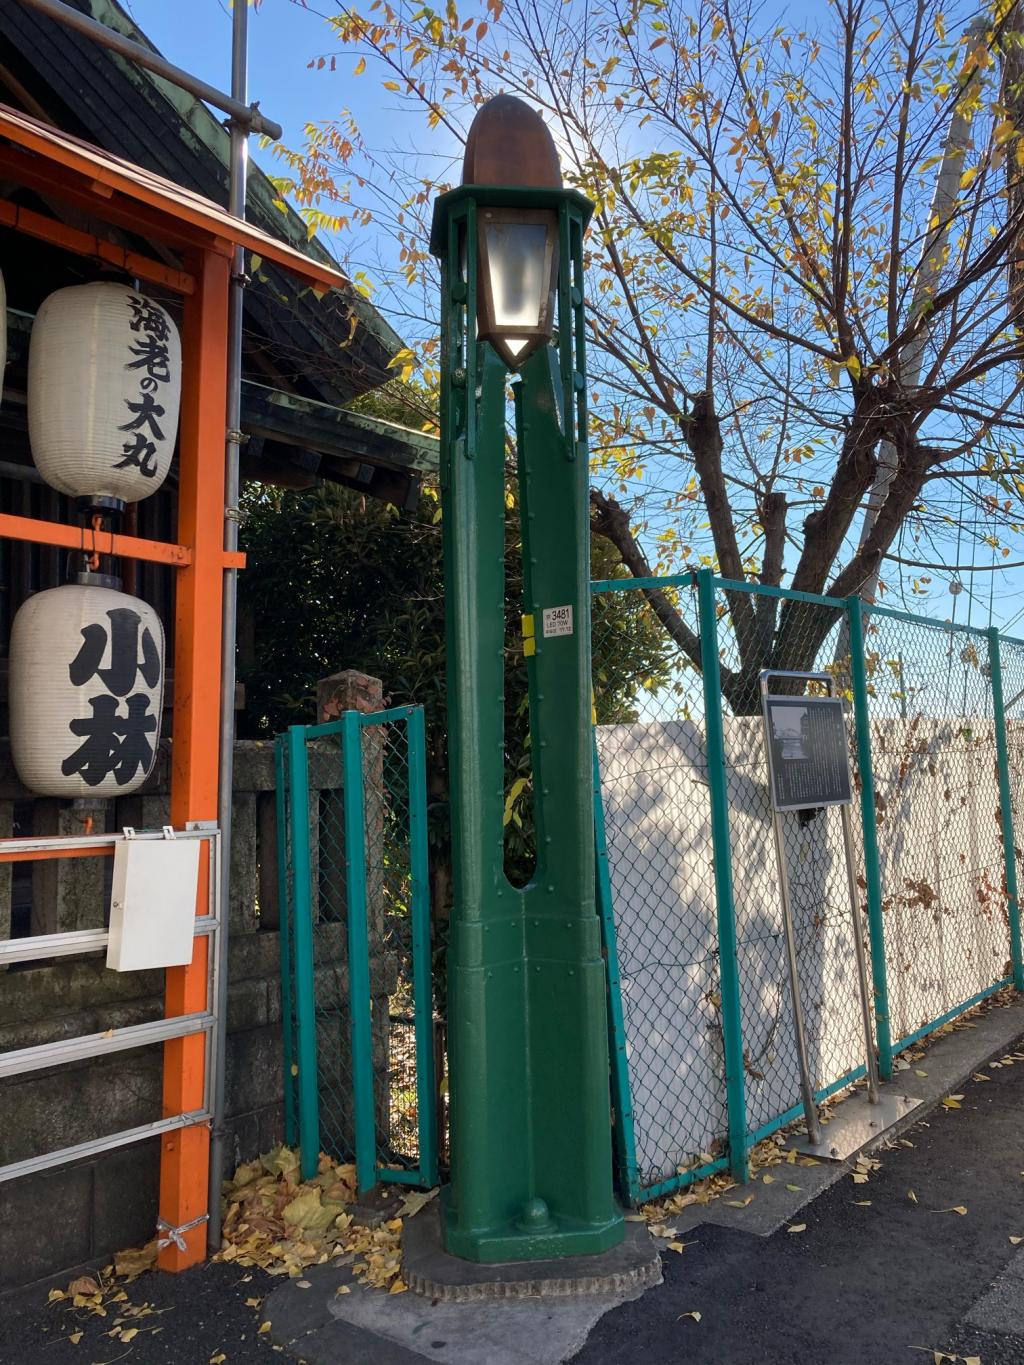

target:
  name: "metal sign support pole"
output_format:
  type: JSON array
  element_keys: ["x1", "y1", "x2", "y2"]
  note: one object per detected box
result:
[
  {"x1": 760, "y1": 668, "x2": 882, "y2": 1147},
  {"x1": 768, "y1": 799, "x2": 823, "y2": 1146},
  {"x1": 839, "y1": 801, "x2": 881, "y2": 1103}
]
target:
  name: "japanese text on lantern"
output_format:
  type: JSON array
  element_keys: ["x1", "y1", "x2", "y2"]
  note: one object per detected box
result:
[
  {"x1": 116, "y1": 293, "x2": 171, "y2": 479},
  {"x1": 63, "y1": 607, "x2": 162, "y2": 787}
]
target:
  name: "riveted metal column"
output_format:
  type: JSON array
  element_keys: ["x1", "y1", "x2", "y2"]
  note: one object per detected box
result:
[{"x1": 432, "y1": 174, "x2": 622, "y2": 1261}]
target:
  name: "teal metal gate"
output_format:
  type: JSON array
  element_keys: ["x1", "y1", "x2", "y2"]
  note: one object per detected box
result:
[{"x1": 277, "y1": 704, "x2": 438, "y2": 1192}]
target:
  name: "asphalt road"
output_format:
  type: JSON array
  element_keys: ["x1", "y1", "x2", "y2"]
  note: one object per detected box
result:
[
  {"x1": 576, "y1": 1052, "x2": 1024, "y2": 1365},
  {"x1": 2, "y1": 1052, "x2": 1023, "y2": 1365}
]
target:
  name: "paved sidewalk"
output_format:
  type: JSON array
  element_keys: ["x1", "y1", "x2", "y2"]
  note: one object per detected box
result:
[{"x1": 2, "y1": 1007, "x2": 1023, "y2": 1364}]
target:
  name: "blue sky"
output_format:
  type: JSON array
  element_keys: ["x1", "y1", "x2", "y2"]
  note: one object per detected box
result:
[
  {"x1": 124, "y1": 0, "x2": 1024, "y2": 635},
  {"x1": 128, "y1": 0, "x2": 400, "y2": 180}
]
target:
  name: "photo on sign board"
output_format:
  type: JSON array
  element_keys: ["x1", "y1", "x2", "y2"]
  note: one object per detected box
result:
[{"x1": 769, "y1": 703, "x2": 810, "y2": 762}]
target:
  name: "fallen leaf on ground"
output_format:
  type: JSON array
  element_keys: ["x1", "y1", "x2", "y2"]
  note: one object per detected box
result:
[
  {"x1": 786, "y1": 1185, "x2": 802, "y2": 1192},
  {"x1": 853, "y1": 1201, "x2": 872, "y2": 1207},
  {"x1": 787, "y1": 1224, "x2": 806, "y2": 1234},
  {"x1": 932, "y1": 1206, "x2": 967, "y2": 1216},
  {"x1": 1010, "y1": 1236, "x2": 1023, "y2": 1245},
  {"x1": 335, "y1": 1285, "x2": 351, "y2": 1295},
  {"x1": 908, "y1": 1190, "x2": 919, "y2": 1204},
  {"x1": 677, "y1": 1311, "x2": 701, "y2": 1322},
  {"x1": 68, "y1": 1276, "x2": 101, "y2": 1297},
  {"x1": 397, "y1": 1188, "x2": 437, "y2": 1219},
  {"x1": 389, "y1": 1279, "x2": 407, "y2": 1294},
  {"x1": 915, "y1": 1070, "x2": 928, "y2": 1077},
  {"x1": 762, "y1": 1174, "x2": 775, "y2": 1184},
  {"x1": 724, "y1": 1196, "x2": 754, "y2": 1208},
  {"x1": 258, "y1": 1322, "x2": 272, "y2": 1335},
  {"x1": 113, "y1": 1243, "x2": 157, "y2": 1282},
  {"x1": 68, "y1": 1332, "x2": 83, "y2": 1345},
  {"x1": 210, "y1": 1355, "x2": 226, "y2": 1364},
  {"x1": 972, "y1": 1073, "x2": 991, "y2": 1082}
]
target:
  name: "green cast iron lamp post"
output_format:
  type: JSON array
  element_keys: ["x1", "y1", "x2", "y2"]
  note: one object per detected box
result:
[{"x1": 430, "y1": 95, "x2": 625, "y2": 1262}]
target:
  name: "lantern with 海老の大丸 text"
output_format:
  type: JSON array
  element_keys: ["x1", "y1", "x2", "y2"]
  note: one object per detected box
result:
[
  {"x1": 9, "y1": 583, "x2": 165, "y2": 799},
  {"x1": 28, "y1": 282, "x2": 181, "y2": 508}
]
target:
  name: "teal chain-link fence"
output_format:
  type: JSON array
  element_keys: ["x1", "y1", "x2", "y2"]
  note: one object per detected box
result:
[
  {"x1": 593, "y1": 569, "x2": 1022, "y2": 1205},
  {"x1": 277, "y1": 704, "x2": 437, "y2": 1192}
]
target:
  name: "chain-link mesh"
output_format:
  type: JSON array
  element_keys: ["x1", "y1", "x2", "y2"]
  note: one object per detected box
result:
[
  {"x1": 864, "y1": 610, "x2": 1011, "y2": 1048},
  {"x1": 361, "y1": 716, "x2": 426, "y2": 1173},
  {"x1": 280, "y1": 709, "x2": 435, "y2": 1187},
  {"x1": 717, "y1": 588, "x2": 869, "y2": 1134},
  {"x1": 592, "y1": 579, "x2": 729, "y2": 1194},
  {"x1": 592, "y1": 574, "x2": 1020, "y2": 1202},
  {"x1": 303, "y1": 732, "x2": 357, "y2": 1167}
]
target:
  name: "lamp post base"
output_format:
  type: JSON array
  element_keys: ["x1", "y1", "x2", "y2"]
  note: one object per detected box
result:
[
  {"x1": 440, "y1": 1187, "x2": 625, "y2": 1264},
  {"x1": 405, "y1": 1201, "x2": 650, "y2": 1298}
]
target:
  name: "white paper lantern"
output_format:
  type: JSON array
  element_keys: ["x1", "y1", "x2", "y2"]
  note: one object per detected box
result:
[
  {"x1": 28, "y1": 282, "x2": 181, "y2": 503},
  {"x1": 10, "y1": 584, "x2": 165, "y2": 799}
]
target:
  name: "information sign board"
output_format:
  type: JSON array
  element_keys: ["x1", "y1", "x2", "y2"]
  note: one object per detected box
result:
[{"x1": 761, "y1": 694, "x2": 853, "y2": 811}]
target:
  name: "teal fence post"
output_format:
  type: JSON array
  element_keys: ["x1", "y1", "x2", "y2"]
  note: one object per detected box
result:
[
  {"x1": 286, "y1": 724, "x2": 320, "y2": 1179},
  {"x1": 407, "y1": 706, "x2": 439, "y2": 1186},
  {"x1": 987, "y1": 628, "x2": 1024, "y2": 991},
  {"x1": 592, "y1": 734, "x2": 642, "y2": 1204},
  {"x1": 696, "y1": 568, "x2": 748, "y2": 1182},
  {"x1": 846, "y1": 597, "x2": 893, "y2": 1078},
  {"x1": 342, "y1": 710, "x2": 377, "y2": 1194},
  {"x1": 275, "y1": 735, "x2": 297, "y2": 1150}
]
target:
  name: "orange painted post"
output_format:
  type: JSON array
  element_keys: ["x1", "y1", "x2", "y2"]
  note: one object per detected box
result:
[{"x1": 157, "y1": 247, "x2": 231, "y2": 1272}]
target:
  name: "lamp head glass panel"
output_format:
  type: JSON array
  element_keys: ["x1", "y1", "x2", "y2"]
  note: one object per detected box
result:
[{"x1": 478, "y1": 209, "x2": 559, "y2": 369}]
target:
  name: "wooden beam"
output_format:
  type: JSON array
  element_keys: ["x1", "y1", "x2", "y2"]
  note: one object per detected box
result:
[{"x1": 0, "y1": 198, "x2": 195, "y2": 293}]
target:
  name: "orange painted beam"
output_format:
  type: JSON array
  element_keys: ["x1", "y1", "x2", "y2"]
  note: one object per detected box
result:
[
  {"x1": 0, "y1": 199, "x2": 195, "y2": 294},
  {"x1": 0, "y1": 106, "x2": 351, "y2": 292},
  {"x1": 0, "y1": 515, "x2": 190, "y2": 565},
  {"x1": 0, "y1": 845, "x2": 111, "y2": 864},
  {"x1": 158, "y1": 248, "x2": 231, "y2": 1274},
  {"x1": 0, "y1": 516, "x2": 245, "y2": 570}
]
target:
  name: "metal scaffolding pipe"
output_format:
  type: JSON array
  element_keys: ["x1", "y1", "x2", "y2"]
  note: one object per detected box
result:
[
  {"x1": 207, "y1": 0, "x2": 250, "y2": 1253},
  {"x1": 16, "y1": 0, "x2": 283, "y2": 140}
]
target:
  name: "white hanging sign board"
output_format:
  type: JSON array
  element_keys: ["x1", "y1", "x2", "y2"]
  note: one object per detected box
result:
[{"x1": 106, "y1": 835, "x2": 201, "y2": 972}]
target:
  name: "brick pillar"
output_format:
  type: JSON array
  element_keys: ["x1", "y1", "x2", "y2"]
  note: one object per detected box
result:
[{"x1": 316, "y1": 670, "x2": 384, "y2": 723}]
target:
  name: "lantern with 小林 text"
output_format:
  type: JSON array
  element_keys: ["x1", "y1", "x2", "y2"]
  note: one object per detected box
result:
[
  {"x1": 28, "y1": 281, "x2": 181, "y2": 510},
  {"x1": 9, "y1": 583, "x2": 165, "y2": 799}
]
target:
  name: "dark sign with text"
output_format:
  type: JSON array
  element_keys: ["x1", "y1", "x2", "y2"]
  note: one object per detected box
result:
[{"x1": 761, "y1": 695, "x2": 852, "y2": 811}]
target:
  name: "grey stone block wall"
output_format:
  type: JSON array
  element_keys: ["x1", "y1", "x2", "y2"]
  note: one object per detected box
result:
[{"x1": 0, "y1": 740, "x2": 313, "y2": 1292}]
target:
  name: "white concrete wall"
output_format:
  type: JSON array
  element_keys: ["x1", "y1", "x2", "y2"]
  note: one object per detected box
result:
[{"x1": 597, "y1": 714, "x2": 1012, "y2": 1187}]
